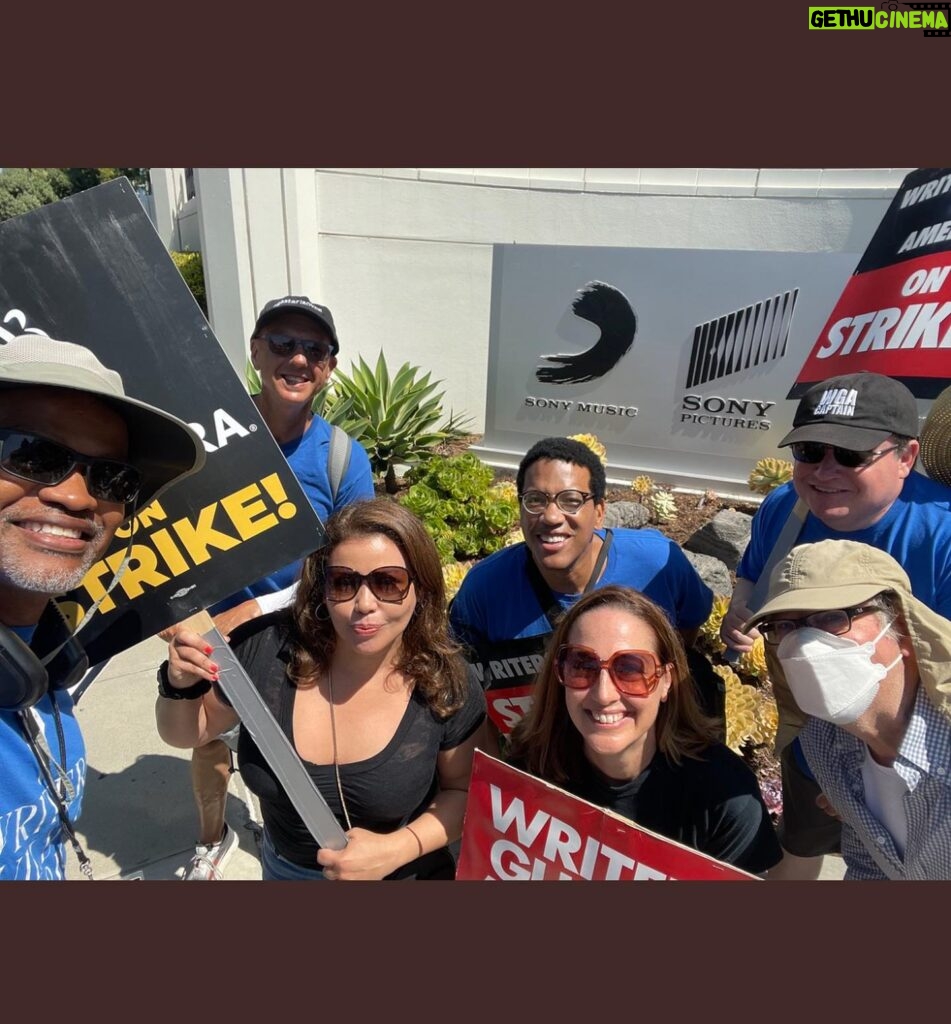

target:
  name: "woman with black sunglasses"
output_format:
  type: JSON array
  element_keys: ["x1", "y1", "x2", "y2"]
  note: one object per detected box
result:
[
  {"x1": 506, "y1": 585, "x2": 781, "y2": 876},
  {"x1": 156, "y1": 498, "x2": 486, "y2": 880}
]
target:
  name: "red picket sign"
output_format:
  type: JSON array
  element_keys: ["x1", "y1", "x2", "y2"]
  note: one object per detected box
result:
[{"x1": 456, "y1": 751, "x2": 758, "y2": 881}]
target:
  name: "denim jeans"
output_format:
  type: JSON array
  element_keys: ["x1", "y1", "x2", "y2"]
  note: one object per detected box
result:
[{"x1": 260, "y1": 828, "x2": 327, "y2": 881}]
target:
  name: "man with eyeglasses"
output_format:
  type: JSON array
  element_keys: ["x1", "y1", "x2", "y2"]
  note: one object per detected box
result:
[
  {"x1": 720, "y1": 370, "x2": 951, "y2": 878},
  {"x1": 743, "y1": 539, "x2": 951, "y2": 880},
  {"x1": 449, "y1": 436, "x2": 719, "y2": 753},
  {"x1": 0, "y1": 335, "x2": 204, "y2": 879},
  {"x1": 171, "y1": 295, "x2": 374, "y2": 880}
]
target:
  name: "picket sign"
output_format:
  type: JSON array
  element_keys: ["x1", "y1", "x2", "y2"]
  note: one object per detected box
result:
[{"x1": 456, "y1": 751, "x2": 757, "y2": 881}]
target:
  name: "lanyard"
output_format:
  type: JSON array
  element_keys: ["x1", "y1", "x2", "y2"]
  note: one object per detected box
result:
[
  {"x1": 526, "y1": 528, "x2": 614, "y2": 628},
  {"x1": 18, "y1": 699, "x2": 93, "y2": 879}
]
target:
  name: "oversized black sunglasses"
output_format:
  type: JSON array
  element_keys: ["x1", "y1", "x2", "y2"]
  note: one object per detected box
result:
[
  {"x1": 324, "y1": 565, "x2": 415, "y2": 604},
  {"x1": 257, "y1": 332, "x2": 333, "y2": 364},
  {"x1": 789, "y1": 441, "x2": 900, "y2": 469},
  {"x1": 0, "y1": 428, "x2": 141, "y2": 504},
  {"x1": 556, "y1": 644, "x2": 668, "y2": 697}
]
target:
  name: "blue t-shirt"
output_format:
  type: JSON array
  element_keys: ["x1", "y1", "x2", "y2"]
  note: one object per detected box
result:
[
  {"x1": 0, "y1": 689, "x2": 85, "y2": 881},
  {"x1": 214, "y1": 418, "x2": 374, "y2": 610},
  {"x1": 737, "y1": 473, "x2": 951, "y2": 618},
  {"x1": 450, "y1": 527, "x2": 714, "y2": 647}
]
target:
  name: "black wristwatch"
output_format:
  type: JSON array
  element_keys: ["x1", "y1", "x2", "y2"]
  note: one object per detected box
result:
[{"x1": 157, "y1": 662, "x2": 212, "y2": 701}]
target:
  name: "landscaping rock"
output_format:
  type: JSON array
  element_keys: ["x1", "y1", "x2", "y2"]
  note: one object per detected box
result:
[
  {"x1": 683, "y1": 508, "x2": 753, "y2": 571},
  {"x1": 603, "y1": 501, "x2": 651, "y2": 530},
  {"x1": 682, "y1": 550, "x2": 734, "y2": 598}
]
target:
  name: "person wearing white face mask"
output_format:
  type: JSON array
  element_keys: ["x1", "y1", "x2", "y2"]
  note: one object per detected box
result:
[{"x1": 745, "y1": 539, "x2": 951, "y2": 880}]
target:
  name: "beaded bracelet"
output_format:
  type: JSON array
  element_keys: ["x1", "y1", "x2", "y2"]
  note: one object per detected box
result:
[{"x1": 156, "y1": 662, "x2": 212, "y2": 701}]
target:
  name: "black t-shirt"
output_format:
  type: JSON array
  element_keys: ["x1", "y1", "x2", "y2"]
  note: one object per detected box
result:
[
  {"x1": 228, "y1": 613, "x2": 486, "y2": 877},
  {"x1": 515, "y1": 744, "x2": 782, "y2": 875}
]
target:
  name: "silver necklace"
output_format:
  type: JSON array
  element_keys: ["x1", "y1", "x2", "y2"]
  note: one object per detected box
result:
[{"x1": 327, "y1": 669, "x2": 353, "y2": 831}]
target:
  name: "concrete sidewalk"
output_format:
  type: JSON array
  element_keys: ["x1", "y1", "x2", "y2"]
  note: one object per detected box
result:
[
  {"x1": 66, "y1": 635, "x2": 845, "y2": 882},
  {"x1": 66, "y1": 635, "x2": 263, "y2": 881}
]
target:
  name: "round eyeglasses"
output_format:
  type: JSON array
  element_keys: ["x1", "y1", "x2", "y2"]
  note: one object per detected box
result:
[{"x1": 519, "y1": 489, "x2": 594, "y2": 516}]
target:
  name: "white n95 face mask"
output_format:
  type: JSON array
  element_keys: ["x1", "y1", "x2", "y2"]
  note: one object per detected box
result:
[{"x1": 777, "y1": 619, "x2": 901, "y2": 726}]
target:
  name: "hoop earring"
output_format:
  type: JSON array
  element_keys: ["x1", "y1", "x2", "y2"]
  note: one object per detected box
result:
[{"x1": 314, "y1": 602, "x2": 331, "y2": 622}]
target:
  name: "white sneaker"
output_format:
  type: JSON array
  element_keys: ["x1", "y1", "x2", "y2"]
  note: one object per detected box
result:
[{"x1": 182, "y1": 823, "x2": 239, "y2": 880}]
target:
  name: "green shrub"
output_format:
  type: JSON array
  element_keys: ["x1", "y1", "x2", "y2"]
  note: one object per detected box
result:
[
  {"x1": 401, "y1": 453, "x2": 519, "y2": 562},
  {"x1": 170, "y1": 250, "x2": 207, "y2": 316}
]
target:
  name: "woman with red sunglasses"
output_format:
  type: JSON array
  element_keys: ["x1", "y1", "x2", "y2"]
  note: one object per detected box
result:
[
  {"x1": 156, "y1": 498, "x2": 486, "y2": 880},
  {"x1": 506, "y1": 585, "x2": 781, "y2": 875}
]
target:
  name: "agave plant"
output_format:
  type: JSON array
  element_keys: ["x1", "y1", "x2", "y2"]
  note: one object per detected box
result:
[
  {"x1": 246, "y1": 351, "x2": 470, "y2": 493},
  {"x1": 330, "y1": 352, "x2": 472, "y2": 492}
]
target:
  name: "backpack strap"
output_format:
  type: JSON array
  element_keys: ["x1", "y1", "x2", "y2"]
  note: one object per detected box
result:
[{"x1": 327, "y1": 424, "x2": 353, "y2": 504}]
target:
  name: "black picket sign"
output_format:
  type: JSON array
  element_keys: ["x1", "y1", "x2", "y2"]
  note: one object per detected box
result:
[{"x1": 0, "y1": 178, "x2": 326, "y2": 665}]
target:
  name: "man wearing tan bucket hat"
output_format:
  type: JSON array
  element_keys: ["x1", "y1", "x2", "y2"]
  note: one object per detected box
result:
[{"x1": 745, "y1": 539, "x2": 951, "y2": 880}]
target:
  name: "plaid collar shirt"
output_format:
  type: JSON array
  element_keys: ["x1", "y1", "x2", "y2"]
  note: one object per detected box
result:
[{"x1": 800, "y1": 687, "x2": 951, "y2": 880}]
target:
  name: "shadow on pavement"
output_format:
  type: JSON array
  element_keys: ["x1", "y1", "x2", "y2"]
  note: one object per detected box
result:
[{"x1": 76, "y1": 753, "x2": 261, "y2": 880}]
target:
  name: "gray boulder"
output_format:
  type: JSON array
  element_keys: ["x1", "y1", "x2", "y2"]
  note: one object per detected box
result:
[
  {"x1": 683, "y1": 508, "x2": 753, "y2": 572},
  {"x1": 682, "y1": 550, "x2": 733, "y2": 598},
  {"x1": 603, "y1": 501, "x2": 651, "y2": 530}
]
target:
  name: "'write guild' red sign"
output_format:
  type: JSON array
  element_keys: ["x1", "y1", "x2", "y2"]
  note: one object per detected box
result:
[{"x1": 456, "y1": 751, "x2": 757, "y2": 881}]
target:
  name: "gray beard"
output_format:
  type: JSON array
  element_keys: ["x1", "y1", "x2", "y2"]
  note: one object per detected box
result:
[{"x1": 0, "y1": 524, "x2": 106, "y2": 597}]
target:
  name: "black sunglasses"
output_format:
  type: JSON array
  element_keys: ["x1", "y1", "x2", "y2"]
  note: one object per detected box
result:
[
  {"x1": 789, "y1": 441, "x2": 900, "y2": 469},
  {"x1": 0, "y1": 429, "x2": 140, "y2": 504},
  {"x1": 324, "y1": 565, "x2": 415, "y2": 604},
  {"x1": 257, "y1": 332, "x2": 333, "y2": 364}
]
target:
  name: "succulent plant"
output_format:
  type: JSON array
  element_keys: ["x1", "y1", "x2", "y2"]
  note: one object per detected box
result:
[
  {"x1": 736, "y1": 636, "x2": 768, "y2": 679},
  {"x1": 648, "y1": 489, "x2": 678, "y2": 523},
  {"x1": 568, "y1": 433, "x2": 608, "y2": 464},
  {"x1": 715, "y1": 663, "x2": 779, "y2": 755},
  {"x1": 631, "y1": 474, "x2": 654, "y2": 498},
  {"x1": 698, "y1": 594, "x2": 731, "y2": 656},
  {"x1": 748, "y1": 457, "x2": 793, "y2": 495},
  {"x1": 488, "y1": 480, "x2": 519, "y2": 509},
  {"x1": 442, "y1": 562, "x2": 471, "y2": 599}
]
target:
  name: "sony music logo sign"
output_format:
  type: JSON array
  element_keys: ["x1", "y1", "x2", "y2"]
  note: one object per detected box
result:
[{"x1": 524, "y1": 396, "x2": 639, "y2": 418}]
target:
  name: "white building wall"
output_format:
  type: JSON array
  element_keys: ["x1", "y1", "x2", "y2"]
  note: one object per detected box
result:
[{"x1": 149, "y1": 167, "x2": 912, "y2": 432}]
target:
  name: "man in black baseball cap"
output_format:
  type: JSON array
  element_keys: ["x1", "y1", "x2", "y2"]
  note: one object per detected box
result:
[
  {"x1": 252, "y1": 295, "x2": 339, "y2": 356},
  {"x1": 720, "y1": 370, "x2": 951, "y2": 878},
  {"x1": 777, "y1": 370, "x2": 921, "y2": 452}
]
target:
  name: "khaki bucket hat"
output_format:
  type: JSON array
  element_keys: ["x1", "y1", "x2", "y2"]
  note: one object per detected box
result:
[{"x1": 0, "y1": 334, "x2": 205, "y2": 509}]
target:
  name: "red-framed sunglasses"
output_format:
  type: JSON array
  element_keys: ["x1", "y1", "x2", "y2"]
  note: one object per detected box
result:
[{"x1": 556, "y1": 644, "x2": 669, "y2": 697}]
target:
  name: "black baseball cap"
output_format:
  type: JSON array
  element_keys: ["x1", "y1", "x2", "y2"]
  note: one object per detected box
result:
[
  {"x1": 252, "y1": 295, "x2": 339, "y2": 355},
  {"x1": 779, "y1": 372, "x2": 921, "y2": 451}
]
